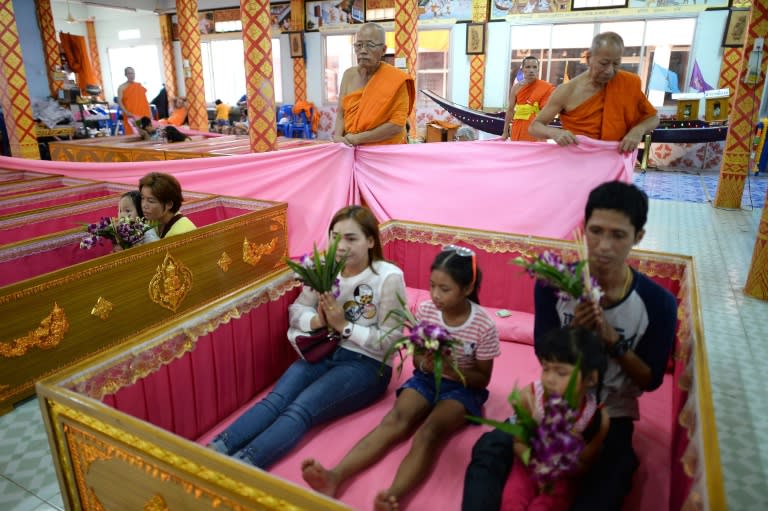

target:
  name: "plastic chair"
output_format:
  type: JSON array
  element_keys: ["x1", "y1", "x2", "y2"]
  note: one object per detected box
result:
[
  {"x1": 276, "y1": 104, "x2": 293, "y2": 136},
  {"x1": 286, "y1": 109, "x2": 313, "y2": 139}
]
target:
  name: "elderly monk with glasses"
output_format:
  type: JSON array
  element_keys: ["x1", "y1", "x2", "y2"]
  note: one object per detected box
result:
[{"x1": 333, "y1": 23, "x2": 415, "y2": 146}]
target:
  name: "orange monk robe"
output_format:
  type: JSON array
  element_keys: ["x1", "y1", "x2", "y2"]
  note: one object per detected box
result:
[
  {"x1": 121, "y1": 83, "x2": 151, "y2": 135},
  {"x1": 560, "y1": 70, "x2": 656, "y2": 142},
  {"x1": 293, "y1": 100, "x2": 320, "y2": 134},
  {"x1": 511, "y1": 79, "x2": 555, "y2": 142},
  {"x1": 343, "y1": 63, "x2": 415, "y2": 145},
  {"x1": 164, "y1": 107, "x2": 187, "y2": 126}
]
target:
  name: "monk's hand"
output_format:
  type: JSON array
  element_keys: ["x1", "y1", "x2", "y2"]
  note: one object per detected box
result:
[
  {"x1": 619, "y1": 128, "x2": 644, "y2": 154},
  {"x1": 551, "y1": 129, "x2": 578, "y2": 147}
]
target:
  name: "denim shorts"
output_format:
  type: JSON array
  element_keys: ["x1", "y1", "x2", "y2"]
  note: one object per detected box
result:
[{"x1": 397, "y1": 369, "x2": 489, "y2": 418}]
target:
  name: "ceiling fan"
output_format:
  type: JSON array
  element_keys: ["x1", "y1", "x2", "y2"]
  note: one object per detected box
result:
[{"x1": 64, "y1": 0, "x2": 95, "y2": 24}]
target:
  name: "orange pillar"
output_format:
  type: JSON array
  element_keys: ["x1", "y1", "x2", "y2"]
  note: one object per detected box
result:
[
  {"x1": 0, "y1": 1, "x2": 40, "y2": 159},
  {"x1": 158, "y1": 14, "x2": 178, "y2": 100},
  {"x1": 291, "y1": 0, "x2": 307, "y2": 102},
  {"x1": 745, "y1": 207, "x2": 768, "y2": 300},
  {"x1": 85, "y1": 21, "x2": 103, "y2": 97},
  {"x1": 240, "y1": 0, "x2": 277, "y2": 152},
  {"x1": 713, "y1": 3, "x2": 768, "y2": 208},
  {"x1": 176, "y1": 0, "x2": 208, "y2": 132},
  {"x1": 34, "y1": 0, "x2": 62, "y2": 99},
  {"x1": 394, "y1": 0, "x2": 417, "y2": 137},
  {"x1": 468, "y1": 0, "x2": 488, "y2": 111}
]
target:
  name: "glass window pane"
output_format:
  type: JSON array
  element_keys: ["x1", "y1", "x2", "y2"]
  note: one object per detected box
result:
[
  {"x1": 510, "y1": 25, "x2": 551, "y2": 50},
  {"x1": 645, "y1": 19, "x2": 696, "y2": 46},
  {"x1": 272, "y1": 38, "x2": 282, "y2": 104},
  {"x1": 598, "y1": 21, "x2": 645, "y2": 47},
  {"x1": 416, "y1": 30, "x2": 449, "y2": 107},
  {"x1": 324, "y1": 34, "x2": 354, "y2": 103},
  {"x1": 551, "y1": 23, "x2": 595, "y2": 49}
]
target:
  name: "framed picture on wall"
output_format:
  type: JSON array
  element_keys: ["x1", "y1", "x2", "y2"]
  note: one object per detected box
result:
[
  {"x1": 289, "y1": 32, "x2": 305, "y2": 59},
  {"x1": 466, "y1": 23, "x2": 486, "y2": 56},
  {"x1": 722, "y1": 8, "x2": 749, "y2": 47},
  {"x1": 572, "y1": 0, "x2": 626, "y2": 10}
]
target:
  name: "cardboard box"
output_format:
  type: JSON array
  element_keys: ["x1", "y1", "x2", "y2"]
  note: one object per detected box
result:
[{"x1": 426, "y1": 122, "x2": 459, "y2": 142}]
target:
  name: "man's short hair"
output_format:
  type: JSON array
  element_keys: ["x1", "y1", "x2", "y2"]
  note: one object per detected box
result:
[
  {"x1": 522, "y1": 55, "x2": 539, "y2": 65},
  {"x1": 585, "y1": 181, "x2": 648, "y2": 234},
  {"x1": 124, "y1": 67, "x2": 134, "y2": 75},
  {"x1": 590, "y1": 32, "x2": 624, "y2": 54}
]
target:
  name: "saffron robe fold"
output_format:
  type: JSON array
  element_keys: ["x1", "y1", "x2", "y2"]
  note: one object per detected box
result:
[
  {"x1": 121, "y1": 83, "x2": 151, "y2": 135},
  {"x1": 511, "y1": 79, "x2": 555, "y2": 142},
  {"x1": 165, "y1": 107, "x2": 187, "y2": 126},
  {"x1": 343, "y1": 63, "x2": 415, "y2": 145},
  {"x1": 560, "y1": 71, "x2": 657, "y2": 141}
]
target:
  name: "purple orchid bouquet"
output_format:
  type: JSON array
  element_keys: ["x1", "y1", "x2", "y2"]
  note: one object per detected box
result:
[
  {"x1": 80, "y1": 216, "x2": 153, "y2": 250},
  {"x1": 468, "y1": 358, "x2": 583, "y2": 492},
  {"x1": 513, "y1": 251, "x2": 603, "y2": 302},
  {"x1": 284, "y1": 234, "x2": 345, "y2": 296},
  {"x1": 381, "y1": 294, "x2": 465, "y2": 399}
]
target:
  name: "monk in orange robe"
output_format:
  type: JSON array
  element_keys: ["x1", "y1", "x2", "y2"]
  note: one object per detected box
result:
[
  {"x1": 117, "y1": 67, "x2": 151, "y2": 135},
  {"x1": 333, "y1": 23, "x2": 415, "y2": 146},
  {"x1": 502, "y1": 56, "x2": 554, "y2": 142},
  {"x1": 529, "y1": 32, "x2": 659, "y2": 153},
  {"x1": 160, "y1": 97, "x2": 187, "y2": 127}
]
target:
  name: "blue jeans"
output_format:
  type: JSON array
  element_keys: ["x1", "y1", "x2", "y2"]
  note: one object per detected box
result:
[{"x1": 211, "y1": 347, "x2": 392, "y2": 469}]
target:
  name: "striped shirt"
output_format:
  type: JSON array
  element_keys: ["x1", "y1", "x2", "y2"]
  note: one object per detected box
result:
[{"x1": 416, "y1": 300, "x2": 501, "y2": 369}]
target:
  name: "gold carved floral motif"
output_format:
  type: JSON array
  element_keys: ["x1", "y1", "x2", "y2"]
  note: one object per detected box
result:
[
  {"x1": 144, "y1": 494, "x2": 170, "y2": 511},
  {"x1": 91, "y1": 297, "x2": 114, "y2": 320},
  {"x1": 218, "y1": 251, "x2": 233, "y2": 272},
  {"x1": 243, "y1": 236, "x2": 277, "y2": 266},
  {"x1": 0, "y1": 303, "x2": 69, "y2": 358},
  {"x1": 149, "y1": 253, "x2": 193, "y2": 312}
]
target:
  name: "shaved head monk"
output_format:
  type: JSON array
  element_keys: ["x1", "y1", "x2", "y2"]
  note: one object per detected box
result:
[
  {"x1": 117, "y1": 67, "x2": 151, "y2": 136},
  {"x1": 333, "y1": 23, "x2": 415, "y2": 146},
  {"x1": 529, "y1": 32, "x2": 659, "y2": 153}
]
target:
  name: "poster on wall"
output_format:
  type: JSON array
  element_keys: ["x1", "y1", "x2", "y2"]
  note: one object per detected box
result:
[
  {"x1": 627, "y1": 0, "x2": 727, "y2": 7},
  {"x1": 572, "y1": 0, "x2": 626, "y2": 10},
  {"x1": 490, "y1": 0, "x2": 570, "y2": 19},
  {"x1": 418, "y1": 0, "x2": 473, "y2": 21},
  {"x1": 366, "y1": 0, "x2": 395, "y2": 21},
  {"x1": 199, "y1": 11, "x2": 215, "y2": 34},
  {"x1": 305, "y1": 1, "x2": 364, "y2": 31},
  {"x1": 270, "y1": 2, "x2": 292, "y2": 32}
]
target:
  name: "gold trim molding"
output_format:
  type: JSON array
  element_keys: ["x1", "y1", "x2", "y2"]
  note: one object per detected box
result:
[{"x1": 50, "y1": 400, "x2": 308, "y2": 510}]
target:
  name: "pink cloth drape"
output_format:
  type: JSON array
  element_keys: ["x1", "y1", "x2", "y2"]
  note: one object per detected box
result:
[
  {"x1": 0, "y1": 137, "x2": 631, "y2": 254},
  {"x1": 354, "y1": 137, "x2": 633, "y2": 239}
]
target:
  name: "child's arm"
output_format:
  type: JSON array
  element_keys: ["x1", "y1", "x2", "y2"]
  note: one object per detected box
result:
[
  {"x1": 572, "y1": 408, "x2": 610, "y2": 476},
  {"x1": 512, "y1": 385, "x2": 536, "y2": 462}
]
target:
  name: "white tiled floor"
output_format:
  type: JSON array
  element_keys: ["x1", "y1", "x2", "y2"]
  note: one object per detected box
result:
[{"x1": 1, "y1": 197, "x2": 766, "y2": 510}]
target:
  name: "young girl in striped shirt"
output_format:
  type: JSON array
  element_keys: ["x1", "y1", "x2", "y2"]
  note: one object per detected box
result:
[{"x1": 302, "y1": 245, "x2": 501, "y2": 511}]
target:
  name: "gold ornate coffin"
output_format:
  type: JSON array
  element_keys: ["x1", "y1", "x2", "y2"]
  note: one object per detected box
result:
[
  {"x1": 35, "y1": 222, "x2": 724, "y2": 511},
  {"x1": 0, "y1": 193, "x2": 288, "y2": 413}
]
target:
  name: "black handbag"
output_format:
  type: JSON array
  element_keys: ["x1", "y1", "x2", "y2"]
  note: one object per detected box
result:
[{"x1": 294, "y1": 329, "x2": 340, "y2": 363}]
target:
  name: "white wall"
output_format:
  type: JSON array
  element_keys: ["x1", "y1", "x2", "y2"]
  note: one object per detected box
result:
[
  {"x1": 484, "y1": 22, "x2": 512, "y2": 110},
  {"x1": 305, "y1": 32, "x2": 323, "y2": 106}
]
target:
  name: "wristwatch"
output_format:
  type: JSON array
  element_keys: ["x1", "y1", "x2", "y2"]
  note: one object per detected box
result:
[
  {"x1": 608, "y1": 334, "x2": 632, "y2": 358},
  {"x1": 341, "y1": 322, "x2": 354, "y2": 339}
]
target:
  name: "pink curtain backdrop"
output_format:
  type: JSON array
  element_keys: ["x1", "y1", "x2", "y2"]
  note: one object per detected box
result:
[
  {"x1": 0, "y1": 138, "x2": 631, "y2": 254},
  {"x1": 355, "y1": 137, "x2": 633, "y2": 239}
]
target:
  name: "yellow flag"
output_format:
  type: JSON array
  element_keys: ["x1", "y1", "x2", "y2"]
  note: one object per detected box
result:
[{"x1": 563, "y1": 63, "x2": 570, "y2": 84}]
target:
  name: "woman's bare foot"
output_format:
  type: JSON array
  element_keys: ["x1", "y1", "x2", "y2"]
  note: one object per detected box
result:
[
  {"x1": 373, "y1": 491, "x2": 399, "y2": 511},
  {"x1": 301, "y1": 458, "x2": 340, "y2": 496}
]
